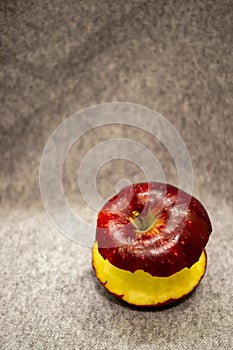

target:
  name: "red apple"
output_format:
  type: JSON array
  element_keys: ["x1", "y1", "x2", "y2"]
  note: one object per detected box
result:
[{"x1": 92, "y1": 182, "x2": 212, "y2": 307}]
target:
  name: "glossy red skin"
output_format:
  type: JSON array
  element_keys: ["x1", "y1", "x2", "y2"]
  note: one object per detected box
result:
[{"x1": 96, "y1": 182, "x2": 212, "y2": 277}]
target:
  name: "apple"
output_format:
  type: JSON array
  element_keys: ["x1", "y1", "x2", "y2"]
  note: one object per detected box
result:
[{"x1": 92, "y1": 182, "x2": 212, "y2": 307}]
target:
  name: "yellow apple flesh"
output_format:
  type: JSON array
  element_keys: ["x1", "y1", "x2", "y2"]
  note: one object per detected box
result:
[{"x1": 92, "y1": 241, "x2": 207, "y2": 307}]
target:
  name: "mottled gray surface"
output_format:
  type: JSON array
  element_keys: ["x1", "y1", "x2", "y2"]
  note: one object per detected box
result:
[
  {"x1": 0, "y1": 199, "x2": 233, "y2": 350},
  {"x1": 0, "y1": 1, "x2": 233, "y2": 349}
]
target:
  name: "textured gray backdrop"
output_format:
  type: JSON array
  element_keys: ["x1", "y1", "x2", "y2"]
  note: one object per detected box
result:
[{"x1": 0, "y1": 1, "x2": 233, "y2": 349}]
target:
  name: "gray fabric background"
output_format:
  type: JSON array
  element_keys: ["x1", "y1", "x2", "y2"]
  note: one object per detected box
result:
[{"x1": 0, "y1": 1, "x2": 232, "y2": 349}]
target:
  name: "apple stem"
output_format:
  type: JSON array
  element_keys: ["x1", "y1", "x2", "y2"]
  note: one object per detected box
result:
[{"x1": 130, "y1": 211, "x2": 157, "y2": 233}]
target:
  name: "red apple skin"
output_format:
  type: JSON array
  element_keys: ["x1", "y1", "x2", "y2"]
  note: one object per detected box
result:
[{"x1": 96, "y1": 183, "x2": 212, "y2": 277}]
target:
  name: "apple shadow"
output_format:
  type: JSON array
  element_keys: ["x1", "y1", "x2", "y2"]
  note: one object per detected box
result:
[{"x1": 90, "y1": 268, "x2": 197, "y2": 312}]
